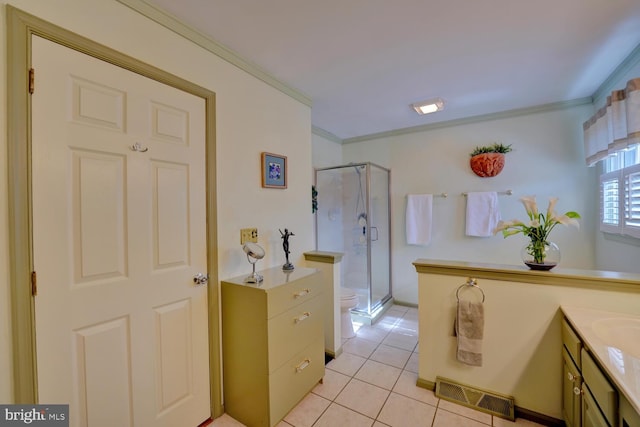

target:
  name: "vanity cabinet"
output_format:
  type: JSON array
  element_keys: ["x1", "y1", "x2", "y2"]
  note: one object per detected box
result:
[
  {"x1": 563, "y1": 347, "x2": 582, "y2": 426},
  {"x1": 581, "y1": 348, "x2": 617, "y2": 426},
  {"x1": 562, "y1": 315, "x2": 637, "y2": 427},
  {"x1": 582, "y1": 384, "x2": 610, "y2": 427},
  {"x1": 221, "y1": 267, "x2": 324, "y2": 427},
  {"x1": 562, "y1": 318, "x2": 583, "y2": 427},
  {"x1": 620, "y1": 395, "x2": 640, "y2": 427}
]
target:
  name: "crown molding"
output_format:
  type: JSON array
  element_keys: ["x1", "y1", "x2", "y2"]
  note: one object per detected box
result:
[
  {"x1": 311, "y1": 126, "x2": 342, "y2": 144},
  {"x1": 592, "y1": 42, "x2": 640, "y2": 105},
  {"x1": 115, "y1": 0, "x2": 312, "y2": 107},
  {"x1": 342, "y1": 97, "x2": 593, "y2": 144}
]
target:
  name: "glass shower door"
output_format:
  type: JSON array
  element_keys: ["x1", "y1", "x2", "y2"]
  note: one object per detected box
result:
[
  {"x1": 345, "y1": 165, "x2": 369, "y2": 311},
  {"x1": 367, "y1": 164, "x2": 391, "y2": 312},
  {"x1": 314, "y1": 162, "x2": 391, "y2": 320}
]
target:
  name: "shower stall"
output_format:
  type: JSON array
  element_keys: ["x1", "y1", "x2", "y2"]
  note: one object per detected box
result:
[{"x1": 314, "y1": 162, "x2": 392, "y2": 322}]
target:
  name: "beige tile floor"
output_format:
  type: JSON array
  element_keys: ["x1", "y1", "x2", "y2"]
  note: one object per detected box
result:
[{"x1": 212, "y1": 305, "x2": 545, "y2": 427}]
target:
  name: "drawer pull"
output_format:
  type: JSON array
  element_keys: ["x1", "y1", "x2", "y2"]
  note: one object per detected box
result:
[
  {"x1": 295, "y1": 358, "x2": 311, "y2": 373},
  {"x1": 573, "y1": 386, "x2": 582, "y2": 396},
  {"x1": 294, "y1": 312, "x2": 311, "y2": 324},
  {"x1": 293, "y1": 289, "x2": 311, "y2": 298},
  {"x1": 567, "y1": 372, "x2": 580, "y2": 382}
]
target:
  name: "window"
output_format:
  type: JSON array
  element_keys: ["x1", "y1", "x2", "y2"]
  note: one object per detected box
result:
[
  {"x1": 600, "y1": 144, "x2": 640, "y2": 238},
  {"x1": 586, "y1": 77, "x2": 640, "y2": 238}
]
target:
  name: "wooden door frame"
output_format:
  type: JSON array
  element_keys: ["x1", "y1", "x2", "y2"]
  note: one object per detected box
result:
[{"x1": 6, "y1": 6, "x2": 222, "y2": 417}]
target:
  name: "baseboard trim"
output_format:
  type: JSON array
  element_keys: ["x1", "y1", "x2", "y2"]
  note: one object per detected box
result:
[
  {"x1": 416, "y1": 377, "x2": 435, "y2": 390},
  {"x1": 392, "y1": 299, "x2": 418, "y2": 309},
  {"x1": 514, "y1": 407, "x2": 564, "y2": 427}
]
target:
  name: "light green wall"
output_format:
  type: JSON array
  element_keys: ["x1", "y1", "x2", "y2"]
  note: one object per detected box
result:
[
  {"x1": 0, "y1": 0, "x2": 313, "y2": 403},
  {"x1": 312, "y1": 132, "x2": 343, "y2": 169},
  {"x1": 334, "y1": 46, "x2": 640, "y2": 304},
  {"x1": 341, "y1": 78, "x2": 640, "y2": 304},
  {"x1": 343, "y1": 105, "x2": 598, "y2": 303}
]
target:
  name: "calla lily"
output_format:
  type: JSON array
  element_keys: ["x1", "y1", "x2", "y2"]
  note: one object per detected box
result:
[
  {"x1": 553, "y1": 214, "x2": 580, "y2": 228},
  {"x1": 546, "y1": 197, "x2": 558, "y2": 219},
  {"x1": 493, "y1": 219, "x2": 525, "y2": 234},
  {"x1": 519, "y1": 196, "x2": 538, "y2": 219},
  {"x1": 502, "y1": 229, "x2": 523, "y2": 238},
  {"x1": 498, "y1": 197, "x2": 580, "y2": 264},
  {"x1": 493, "y1": 221, "x2": 508, "y2": 233}
]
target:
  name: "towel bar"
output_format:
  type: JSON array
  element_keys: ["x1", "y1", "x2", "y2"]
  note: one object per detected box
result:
[
  {"x1": 456, "y1": 278, "x2": 485, "y2": 303},
  {"x1": 405, "y1": 193, "x2": 448, "y2": 198},
  {"x1": 462, "y1": 189, "x2": 512, "y2": 196}
]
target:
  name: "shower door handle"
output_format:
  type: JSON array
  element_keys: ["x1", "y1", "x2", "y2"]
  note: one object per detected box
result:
[{"x1": 370, "y1": 227, "x2": 379, "y2": 241}]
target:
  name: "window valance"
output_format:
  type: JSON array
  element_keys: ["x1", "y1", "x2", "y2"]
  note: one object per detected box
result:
[{"x1": 583, "y1": 77, "x2": 640, "y2": 166}]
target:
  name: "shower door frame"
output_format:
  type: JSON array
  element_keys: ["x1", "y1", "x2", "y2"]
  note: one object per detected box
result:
[{"x1": 313, "y1": 162, "x2": 392, "y2": 316}]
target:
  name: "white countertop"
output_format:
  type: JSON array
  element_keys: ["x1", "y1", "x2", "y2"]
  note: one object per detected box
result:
[{"x1": 562, "y1": 306, "x2": 640, "y2": 414}]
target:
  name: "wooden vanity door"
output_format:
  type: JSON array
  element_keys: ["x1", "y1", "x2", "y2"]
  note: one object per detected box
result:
[{"x1": 562, "y1": 349, "x2": 582, "y2": 427}]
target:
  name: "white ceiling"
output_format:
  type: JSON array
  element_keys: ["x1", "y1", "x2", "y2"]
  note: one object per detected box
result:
[{"x1": 143, "y1": 0, "x2": 640, "y2": 141}]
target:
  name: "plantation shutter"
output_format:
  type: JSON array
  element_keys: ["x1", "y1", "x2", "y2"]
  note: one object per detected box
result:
[
  {"x1": 600, "y1": 171, "x2": 621, "y2": 233},
  {"x1": 623, "y1": 164, "x2": 640, "y2": 238}
]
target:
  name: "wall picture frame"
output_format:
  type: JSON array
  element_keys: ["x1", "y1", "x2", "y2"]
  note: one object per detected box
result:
[{"x1": 261, "y1": 152, "x2": 287, "y2": 189}]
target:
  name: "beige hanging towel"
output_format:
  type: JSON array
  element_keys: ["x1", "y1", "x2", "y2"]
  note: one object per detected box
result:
[{"x1": 455, "y1": 300, "x2": 484, "y2": 366}]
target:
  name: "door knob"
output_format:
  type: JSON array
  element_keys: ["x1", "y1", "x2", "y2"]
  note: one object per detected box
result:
[
  {"x1": 130, "y1": 142, "x2": 148, "y2": 152},
  {"x1": 193, "y1": 273, "x2": 209, "y2": 286}
]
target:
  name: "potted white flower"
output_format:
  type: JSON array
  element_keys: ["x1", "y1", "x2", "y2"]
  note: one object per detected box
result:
[{"x1": 494, "y1": 196, "x2": 581, "y2": 270}]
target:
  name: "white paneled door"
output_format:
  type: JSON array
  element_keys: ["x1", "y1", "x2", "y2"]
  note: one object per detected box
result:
[{"x1": 31, "y1": 36, "x2": 210, "y2": 427}]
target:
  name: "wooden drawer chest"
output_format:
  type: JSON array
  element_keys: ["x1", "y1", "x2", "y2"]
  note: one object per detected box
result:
[{"x1": 221, "y1": 267, "x2": 324, "y2": 427}]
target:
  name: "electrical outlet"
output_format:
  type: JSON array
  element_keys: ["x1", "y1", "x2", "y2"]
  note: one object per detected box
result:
[{"x1": 240, "y1": 228, "x2": 258, "y2": 244}]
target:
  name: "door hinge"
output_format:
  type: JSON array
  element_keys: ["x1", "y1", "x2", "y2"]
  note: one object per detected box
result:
[
  {"x1": 29, "y1": 68, "x2": 35, "y2": 94},
  {"x1": 31, "y1": 271, "x2": 37, "y2": 296}
]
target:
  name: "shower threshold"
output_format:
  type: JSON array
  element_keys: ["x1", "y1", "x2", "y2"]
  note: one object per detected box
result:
[{"x1": 350, "y1": 297, "x2": 394, "y2": 326}]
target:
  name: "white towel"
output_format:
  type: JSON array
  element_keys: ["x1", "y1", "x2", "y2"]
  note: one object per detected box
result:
[
  {"x1": 406, "y1": 194, "x2": 433, "y2": 245},
  {"x1": 465, "y1": 192, "x2": 501, "y2": 237}
]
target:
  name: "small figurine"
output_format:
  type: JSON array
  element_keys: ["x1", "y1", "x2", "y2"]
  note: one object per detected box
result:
[{"x1": 279, "y1": 228, "x2": 295, "y2": 271}]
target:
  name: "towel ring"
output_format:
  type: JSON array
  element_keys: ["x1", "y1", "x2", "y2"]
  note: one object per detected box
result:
[{"x1": 456, "y1": 278, "x2": 485, "y2": 303}]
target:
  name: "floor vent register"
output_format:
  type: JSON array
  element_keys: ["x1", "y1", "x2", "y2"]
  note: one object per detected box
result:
[{"x1": 435, "y1": 376, "x2": 515, "y2": 421}]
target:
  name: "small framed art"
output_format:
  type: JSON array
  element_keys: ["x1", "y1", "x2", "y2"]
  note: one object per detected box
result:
[{"x1": 261, "y1": 152, "x2": 287, "y2": 189}]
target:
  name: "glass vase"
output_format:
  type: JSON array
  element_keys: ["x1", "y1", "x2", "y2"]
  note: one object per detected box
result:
[{"x1": 521, "y1": 241, "x2": 560, "y2": 270}]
